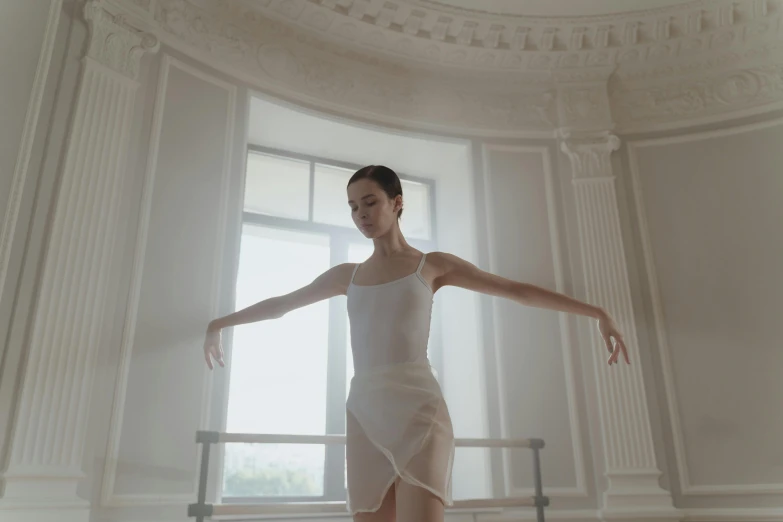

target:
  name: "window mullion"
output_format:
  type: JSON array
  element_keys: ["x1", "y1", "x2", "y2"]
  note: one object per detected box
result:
[
  {"x1": 308, "y1": 161, "x2": 315, "y2": 222},
  {"x1": 323, "y1": 235, "x2": 349, "y2": 500}
]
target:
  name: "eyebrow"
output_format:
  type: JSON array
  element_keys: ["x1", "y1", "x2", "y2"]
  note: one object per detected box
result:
[{"x1": 348, "y1": 194, "x2": 377, "y2": 204}]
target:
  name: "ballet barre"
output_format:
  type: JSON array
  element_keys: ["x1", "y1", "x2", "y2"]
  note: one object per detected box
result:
[
  {"x1": 209, "y1": 431, "x2": 541, "y2": 448},
  {"x1": 188, "y1": 430, "x2": 549, "y2": 521}
]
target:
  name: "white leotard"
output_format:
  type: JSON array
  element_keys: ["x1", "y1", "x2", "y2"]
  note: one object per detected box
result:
[
  {"x1": 344, "y1": 253, "x2": 455, "y2": 514},
  {"x1": 348, "y1": 253, "x2": 433, "y2": 371}
]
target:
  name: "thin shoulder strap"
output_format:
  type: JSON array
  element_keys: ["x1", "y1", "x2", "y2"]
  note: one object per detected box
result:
[
  {"x1": 350, "y1": 263, "x2": 361, "y2": 284},
  {"x1": 416, "y1": 253, "x2": 428, "y2": 275}
]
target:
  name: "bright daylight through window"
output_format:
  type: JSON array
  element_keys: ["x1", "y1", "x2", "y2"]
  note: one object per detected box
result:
[{"x1": 222, "y1": 149, "x2": 437, "y2": 502}]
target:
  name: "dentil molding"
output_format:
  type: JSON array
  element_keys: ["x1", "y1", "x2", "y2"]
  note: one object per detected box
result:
[
  {"x1": 229, "y1": 0, "x2": 780, "y2": 76},
  {"x1": 107, "y1": 0, "x2": 783, "y2": 136}
]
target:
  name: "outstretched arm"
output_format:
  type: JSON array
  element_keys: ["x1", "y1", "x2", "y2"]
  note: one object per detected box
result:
[
  {"x1": 203, "y1": 263, "x2": 355, "y2": 369},
  {"x1": 431, "y1": 252, "x2": 630, "y2": 365}
]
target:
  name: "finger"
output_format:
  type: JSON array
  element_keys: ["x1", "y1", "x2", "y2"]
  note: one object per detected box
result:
[
  {"x1": 602, "y1": 333, "x2": 614, "y2": 355},
  {"x1": 205, "y1": 350, "x2": 213, "y2": 370},
  {"x1": 612, "y1": 339, "x2": 622, "y2": 364},
  {"x1": 609, "y1": 342, "x2": 620, "y2": 365},
  {"x1": 218, "y1": 345, "x2": 225, "y2": 367},
  {"x1": 609, "y1": 338, "x2": 621, "y2": 363},
  {"x1": 211, "y1": 346, "x2": 223, "y2": 368},
  {"x1": 620, "y1": 340, "x2": 631, "y2": 364}
]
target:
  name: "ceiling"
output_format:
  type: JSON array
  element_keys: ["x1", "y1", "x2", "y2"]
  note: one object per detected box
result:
[{"x1": 412, "y1": 0, "x2": 696, "y2": 17}]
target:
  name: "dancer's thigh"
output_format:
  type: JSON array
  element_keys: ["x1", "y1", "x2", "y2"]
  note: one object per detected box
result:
[
  {"x1": 353, "y1": 481, "x2": 395, "y2": 522},
  {"x1": 395, "y1": 479, "x2": 444, "y2": 522}
]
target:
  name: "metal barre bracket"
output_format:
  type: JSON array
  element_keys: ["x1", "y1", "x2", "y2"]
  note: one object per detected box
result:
[
  {"x1": 535, "y1": 496, "x2": 550, "y2": 507},
  {"x1": 529, "y1": 438, "x2": 545, "y2": 450},
  {"x1": 196, "y1": 430, "x2": 220, "y2": 444},
  {"x1": 188, "y1": 503, "x2": 214, "y2": 517}
]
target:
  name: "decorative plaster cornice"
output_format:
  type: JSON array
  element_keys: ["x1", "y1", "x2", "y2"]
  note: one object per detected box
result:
[
  {"x1": 133, "y1": 0, "x2": 556, "y2": 136},
  {"x1": 225, "y1": 0, "x2": 782, "y2": 77},
  {"x1": 612, "y1": 61, "x2": 783, "y2": 131},
  {"x1": 413, "y1": 0, "x2": 709, "y2": 23},
  {"x1": 106, "y1": 0, "x2": 783, "y2": 136}
]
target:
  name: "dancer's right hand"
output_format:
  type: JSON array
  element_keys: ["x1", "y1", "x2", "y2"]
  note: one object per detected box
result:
[{"x1": 203, "y1": 324, "x2": 224, "y2": 370}]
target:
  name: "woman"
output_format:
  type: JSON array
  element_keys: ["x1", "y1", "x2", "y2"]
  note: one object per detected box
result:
[{"x1": 203, "y1": 165, "x2": 630, "y2": 522}]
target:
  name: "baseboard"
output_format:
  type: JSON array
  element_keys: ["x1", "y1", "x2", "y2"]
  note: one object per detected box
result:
[
  {"x1": 682, "y1": 508, "x2": 783, "y2": 522},
  {"x1": 476, "y1": 509, "x2": 600, "y2": 522}
]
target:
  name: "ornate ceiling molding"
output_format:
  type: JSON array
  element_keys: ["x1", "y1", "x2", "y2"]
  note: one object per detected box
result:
[
  {"x1": 107, "y1": 0, "x2": 783, "y2": 136},
  {"x1": 612, "y1": 61, "x2": 783, "y2": 131},
  {"x1": 410, "y1": 0, "x2": 706, "y2": 22},
  {"x1": 217, "y1": 0, "x2": 782, "y2": 78}
]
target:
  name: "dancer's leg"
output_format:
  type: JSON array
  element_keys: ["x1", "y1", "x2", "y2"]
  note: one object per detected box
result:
[
  {"x1": 353, "y1": 481, "x2": 396, "y2": 522},
  {"x1": 347, "y1": 408, "x2": 397, "y2": 522},
  {"x1": 395, "y1": 479, "x2": 444, "y2": 522}
]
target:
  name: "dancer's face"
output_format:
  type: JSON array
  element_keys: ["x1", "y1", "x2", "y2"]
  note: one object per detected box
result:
[{"x1": 347, "y1": 179, "x2": 401, "y2": 239}]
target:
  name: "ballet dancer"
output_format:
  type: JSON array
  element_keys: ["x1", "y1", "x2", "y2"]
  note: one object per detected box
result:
[{"x1": 203, "y1": 165, "x2": 629, "y2": 522}]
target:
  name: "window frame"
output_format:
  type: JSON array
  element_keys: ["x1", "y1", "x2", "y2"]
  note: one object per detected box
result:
[{"x1": 221, "y1": 146, "x2": 442, "y2": 504}]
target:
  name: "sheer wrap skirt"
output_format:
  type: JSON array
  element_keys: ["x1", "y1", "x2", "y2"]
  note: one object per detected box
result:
[{"x1": 345, "y1": 361, "x2": 455, "y2": 514}]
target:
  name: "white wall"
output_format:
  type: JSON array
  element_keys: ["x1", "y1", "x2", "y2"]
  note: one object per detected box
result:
[
  {"x1": 626, "y1": 120, "x2": 783, "y2": 510},
  {"x1": 0, "y1": 0, "x2": 51, "y2": 218},
  {"x1": 480, "y1": 144, "x2": 596, "y2": 510},
  {"x1": 0, "y1": 0, "x2": 67, "y2": 474},
  {"x1": 101, "y1": 55, "x2": 237, "y2": 504}
]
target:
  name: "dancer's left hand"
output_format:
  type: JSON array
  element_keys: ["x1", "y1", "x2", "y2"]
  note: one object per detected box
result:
[{"x1": 596, "y1": 311, "x2": 630, "y2": 366}]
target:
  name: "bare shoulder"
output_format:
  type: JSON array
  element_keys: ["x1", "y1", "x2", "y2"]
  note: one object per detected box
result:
[
  {"x1": 425, "y1": 251, "x2": 474, "y2": 272},
  {"x1": 279, "y1": 263, "x2": 357, "y2": 311},
  {"x1": 318, "y1": 262, "x2": 358, "y2": 294},
  {"x1": 424, "y1": 251, "x2": 519, "y2": 297},
  {"x1": 423, "y1": 251, "x2": 478, "y2": 292}
]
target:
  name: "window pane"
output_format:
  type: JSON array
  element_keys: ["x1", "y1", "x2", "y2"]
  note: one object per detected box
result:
[
  {"x1": 313, "y1": 163, "x2": 354, "y2": 229},
  {"x1": 400, "y1": 180, "x2": 431, "y2": 240},
  {"x1": 244, "y1": 152, "x2": 310, "y2": 220},
  {"x1": 224, "y1": 225, "x2": 330, "y2": 498}
]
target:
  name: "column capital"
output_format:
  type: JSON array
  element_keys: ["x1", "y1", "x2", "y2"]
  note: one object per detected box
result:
[
  {"x1": 559, "y1": 130, "x2": 621, "y2": 180},
  {"x1": 84, "y1": 0, "x2": 159, "y2": 80}
]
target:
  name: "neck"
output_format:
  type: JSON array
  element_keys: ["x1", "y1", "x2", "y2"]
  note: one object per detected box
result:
[{"x1": 371, "y1": 223, "x2": 410, "y2": 257}]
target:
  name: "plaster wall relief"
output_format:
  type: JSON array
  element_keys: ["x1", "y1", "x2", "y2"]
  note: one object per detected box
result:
[
  {"x1": 613, "y1": 62, "x2": 783, "y2": 130},
  {"x1": 555, "y1": 78, "x2": 615, "y2": 132}
]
